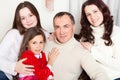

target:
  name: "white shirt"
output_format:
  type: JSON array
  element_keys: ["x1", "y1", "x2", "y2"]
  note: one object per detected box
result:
[{"x1": 0, "y1": 29, "x2": 23, "y2": 80}]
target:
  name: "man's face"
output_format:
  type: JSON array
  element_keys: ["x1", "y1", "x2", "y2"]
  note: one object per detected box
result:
[{"x1": 54, "y1": 15, "x2": 75, "y2": 43}]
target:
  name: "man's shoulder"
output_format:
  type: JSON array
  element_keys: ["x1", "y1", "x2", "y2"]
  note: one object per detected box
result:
[
  {"x1": 44, "y1": 40, "x2": 56, "y2": 53},
  {"x1": 72, "y1": 40, "x2": 90, "y2": 55},
  {"x1": 45, "y1": 40, "x2": 56, "y2": 47}
]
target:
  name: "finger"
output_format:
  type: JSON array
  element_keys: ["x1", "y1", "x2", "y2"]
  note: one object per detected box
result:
[
  {"x1": 25, "y1": 68, "x2": 35, "y2": 72},
  {"x1": 20, "y1": 58, "x2": 27, "y2": 62},
  {"x1": 49, "y1": 48, "x2": 57, "y2": 55},
  {"x1": 52, "y1": 48, "x2": 59, "y2": 53},
  {"x1": 23, "y1": 70, "x2": 33, "y2": 75},
  {"x1": 25, "y1": 64, "x2": 34, "y2": 68}
]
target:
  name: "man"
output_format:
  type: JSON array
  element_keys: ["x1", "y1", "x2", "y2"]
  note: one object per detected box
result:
[{"x1": 44, "y1": 12, "x2": 109, "y2": 80}]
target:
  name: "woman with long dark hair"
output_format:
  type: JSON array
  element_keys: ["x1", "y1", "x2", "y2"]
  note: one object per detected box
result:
[{"x1": 78, "y1": 0, "x2": 120, "y2": 80}]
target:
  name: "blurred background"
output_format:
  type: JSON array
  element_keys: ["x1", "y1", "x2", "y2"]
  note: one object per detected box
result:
[{"x1": 0, "y1": 0, "x2": 120, "y2": 42}]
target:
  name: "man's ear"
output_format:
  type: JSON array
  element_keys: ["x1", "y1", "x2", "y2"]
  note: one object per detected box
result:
[{"x1": 73, "y1": 24, "x2": 76, "y2": 32}]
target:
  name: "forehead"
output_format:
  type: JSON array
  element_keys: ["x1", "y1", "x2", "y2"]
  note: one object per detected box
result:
[
  {"x1": 19, "y1": 7, "x2": 32, "y2": 16},
  {"x1": 85, "y1": 4, "x2": 99, "y2": 12},
  {"x1": 30, "y1": 35, "x2": 43, "y2": 41},
  {"x1": 54, "y1": 15, "x2": 71, "y2": 25}
]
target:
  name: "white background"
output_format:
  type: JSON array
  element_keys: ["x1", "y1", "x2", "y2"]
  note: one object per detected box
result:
[{"x1": 0, "y1": 0, "x2": 120, "y2": 42}]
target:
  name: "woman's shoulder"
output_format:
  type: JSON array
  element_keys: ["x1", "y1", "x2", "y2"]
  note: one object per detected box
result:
[
  {"x1": 113, "y1": 25, "x2": 120, "y2": 33},
  {"x1": 7, "y1": 29, "x2": 21, "y2": 37},
  {"x1": 8, "y1": 29, "x2": 20, "y2": 34},
  {"x1": 2, "y1": 29, "x2": 22, "y2": 41}
]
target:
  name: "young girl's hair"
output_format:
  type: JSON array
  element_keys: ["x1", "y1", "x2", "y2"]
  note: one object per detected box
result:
[
  {"x1": 12, "y1": 1, "x2": 42, "y2": 35},
  {"x1": 19, "y1": 27, "x2": 46, "y2": 58}
]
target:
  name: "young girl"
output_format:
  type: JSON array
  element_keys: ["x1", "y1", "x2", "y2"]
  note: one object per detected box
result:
[
  {"x1": 0, "y1": 1, "x2": 52, "y2": 80},
  {"x1": 19, "y1": 27, "x2": 59, "y2": 80}
]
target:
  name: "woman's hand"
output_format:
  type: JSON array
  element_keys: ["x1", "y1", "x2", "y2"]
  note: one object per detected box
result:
[
  {"x1": 15, "y1": 58, "x2": 34, "y2": 74},
  {"x1": 81, "y1": 42, "x2": 93, "y2": 51}
]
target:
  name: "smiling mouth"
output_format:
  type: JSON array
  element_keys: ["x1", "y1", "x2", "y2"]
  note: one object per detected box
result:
[{"x1": 35, "y1": 49, "x2": 41, "y2": 52}]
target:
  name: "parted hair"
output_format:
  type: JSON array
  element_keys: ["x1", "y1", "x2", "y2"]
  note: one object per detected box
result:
[
  {"x1": 12, "y1": 1, "x2": 42, "y2": 35},
  {"x1": 79, "y1": 0, "x2": 113, "y2": 46},
  {"x1": 19, "y1": 27, "x2": 46, "y2": 58}
]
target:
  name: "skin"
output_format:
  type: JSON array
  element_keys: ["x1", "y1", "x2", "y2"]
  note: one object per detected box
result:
[
  {"x1": 54, "y1": 15, "x2": 75, "y2": 43},
  {"x1": 85, "y1": 4, "x2": 103, "y2": 27},
  {"x1": 19, "y1": 7, "x2": 38, "y2": 29},
  {"x1": 28, "y1": 34, "x2": 59, "y2": 68},
  {"x1": 27, "y1": 35, "x2": 45, "y2": 55},
  {"x1": 15, "y1": 7, "x2": 38, "y2": 74}
]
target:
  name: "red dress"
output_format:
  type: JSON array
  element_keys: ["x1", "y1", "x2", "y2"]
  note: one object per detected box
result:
[{"x1": 19, "y1": 50, "x2": 53, "y2": 80}]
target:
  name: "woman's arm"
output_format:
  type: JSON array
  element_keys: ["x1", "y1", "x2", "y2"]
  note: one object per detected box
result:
[{"x1": 80, "y1": 52, "x2": 110, "y2": 80}]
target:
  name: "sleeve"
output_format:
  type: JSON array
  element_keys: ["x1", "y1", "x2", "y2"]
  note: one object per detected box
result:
[
  {"x1": 21, "y1": 51, "x2": 53, "y2": 80},
  {"x1": 0, "y1": 29, "x2": 18, "y2": 75},
  {"x1": 80, "y1": 51, "x2": 110, "y2": 80},
  {"x1": 90, "y1": 26, "x2": 120, "y2": 71},
  {"x1": 91, "y1": 41, "x2": 120, "y2": 71}
]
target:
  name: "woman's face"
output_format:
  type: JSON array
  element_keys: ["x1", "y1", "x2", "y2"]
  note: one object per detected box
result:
[
  {"x1": 19, "y1": 7, "x2": 38, "y2": 29},
  {"x1": 84, "y1": 4, "x2": 103, "y2": 26}
]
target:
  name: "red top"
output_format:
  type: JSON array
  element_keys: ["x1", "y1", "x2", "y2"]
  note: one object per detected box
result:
[{"x1": 20, "y1": 50, "x2": 53, "y2": 80}]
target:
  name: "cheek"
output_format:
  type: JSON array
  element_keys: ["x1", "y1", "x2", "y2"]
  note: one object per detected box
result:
[
  {"x1": 33, "y1": 17, "x2": 37, "y2": 22},
  {"x1": 21, "y1": 20, "x2": 24, "y2": 25},
  {"x1": 55, "y1": 30, "x2": 59, "y2": 35},
  {"x1": 27, "y1": 46, "x2": 31, "y2": 50},
  {"x1": 87, "y1": 17, "x2": 92, "y2": 23},
  {"x1": 34, "y1": 19, "x2": 38, "y2": 24},
  {"x1": 42, "y1": 43, "x2": 45, "y2": 47},
  {"x1": 100, "y1": 15, "x2": 103, "y2": 23},
  {"x1": 21, "y1": 20, "x2": 26, "y2": 27},
  {"x1": 68, "y1": 29, "x2": 73, "y2": 37},
  {"x1": 41, "y1": 46, "x2": 44, "y2": 50}
]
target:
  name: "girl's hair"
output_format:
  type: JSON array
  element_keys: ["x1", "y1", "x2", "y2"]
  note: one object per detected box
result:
[
  {"x1": 19, "y1": 27, "x2": 46, "y2": 58},
  {"x1": 79, "y1": 0, "x2": 113, "y2": 46},
  {"x1": 12, "y1": 1, "x2": 42, "y2": 35}
]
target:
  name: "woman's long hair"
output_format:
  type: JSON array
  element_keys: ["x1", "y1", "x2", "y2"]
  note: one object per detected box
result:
[
  {"x1": 79, "y1": 0, "x2": 113, "y2": 46},
  {"x1": 12, "y1": 1, "x2": 42, "y2": 35}
]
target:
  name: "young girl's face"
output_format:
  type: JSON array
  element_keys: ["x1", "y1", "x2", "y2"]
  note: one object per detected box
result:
[
  {"x1": 27, "y1": 35, "x2": 45, "y2": 55},
  {"x1": 19, "y1": 7, "x2": 38, "y2": 29},
  {"x1": 84, "y1": 4, "x2": 103, "y2": 27}
]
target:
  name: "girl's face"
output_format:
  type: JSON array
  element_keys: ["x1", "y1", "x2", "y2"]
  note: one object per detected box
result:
[
  {"x1": 19, "y1": 7, "x2": 38, "y2": 29},
  {"x1": 27, "y1": 35, "x2": 45, "y2": 55},
  {"x1": 84, "y1": 4, "x2": 103, "y2": 27}
]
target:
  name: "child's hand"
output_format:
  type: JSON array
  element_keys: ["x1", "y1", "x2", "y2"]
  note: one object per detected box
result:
[{"x1": 48, "y1": 48, "x2": 59, "y2": 66}]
